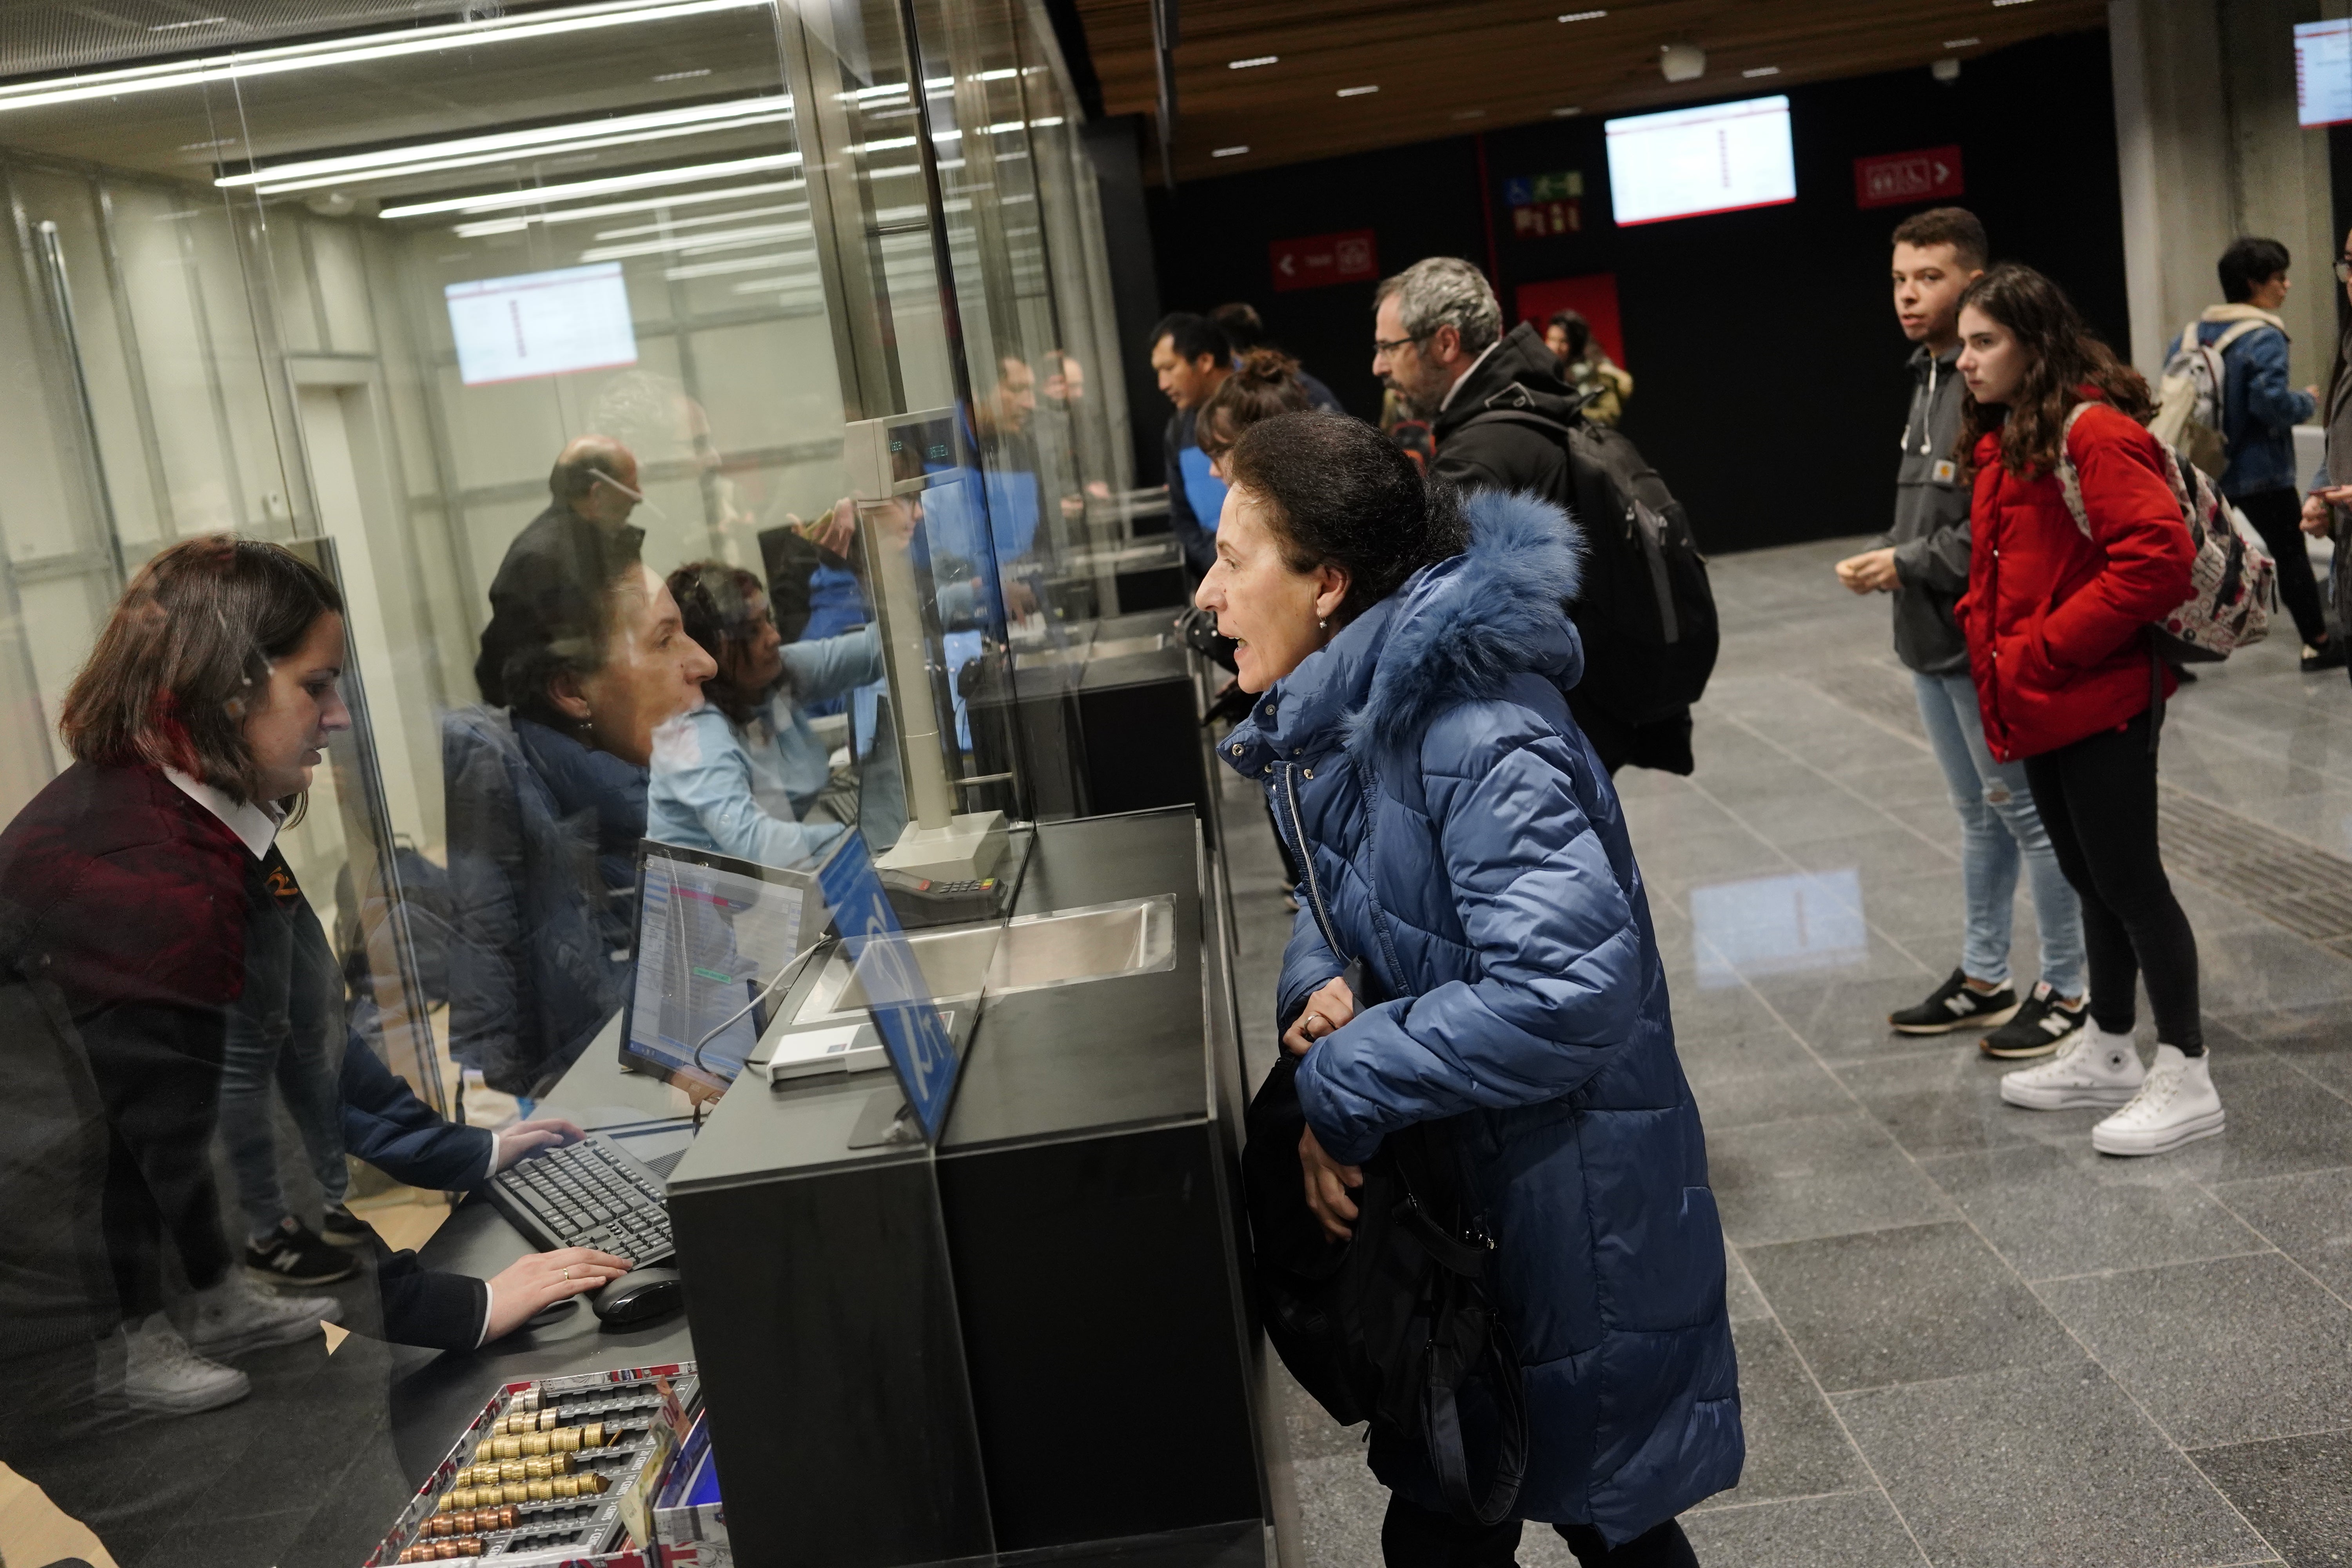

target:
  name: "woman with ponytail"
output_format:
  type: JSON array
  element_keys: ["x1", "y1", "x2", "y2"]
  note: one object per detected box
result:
[{"x1": 1951, "y1": 264, "x2": 2214, "y2": 1154}]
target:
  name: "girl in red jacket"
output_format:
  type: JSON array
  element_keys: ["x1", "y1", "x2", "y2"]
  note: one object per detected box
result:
[{"x1": 1951, "y1": 265, "x2": 2217, "y2": 1156}]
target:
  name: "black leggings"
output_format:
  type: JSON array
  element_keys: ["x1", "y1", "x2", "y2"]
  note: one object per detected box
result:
[
  {"x1": 1380, "y1": 1494, "x2": 1699, "y2": 1568},
  {"x1": 2238, "y1": 488, "x2": 2329, "y2": 650},
  {"x1": 2021, "y1": 708, "x2": 2203, "y2": 1053}
]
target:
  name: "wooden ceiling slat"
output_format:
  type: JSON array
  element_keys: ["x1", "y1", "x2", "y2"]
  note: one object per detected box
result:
[{"x1": 1077, "y1": 0, "x2": 2105, "y2": 180}]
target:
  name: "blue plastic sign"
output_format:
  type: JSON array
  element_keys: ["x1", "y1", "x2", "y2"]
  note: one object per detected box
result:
[{"x1": 816, "y1": 837, "x2": 962, "y2": 1143}]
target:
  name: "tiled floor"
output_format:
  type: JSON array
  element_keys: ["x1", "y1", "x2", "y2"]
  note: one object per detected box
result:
[{"x1": 1231, "y1": 535, "x2": 2352, "y2": 1568}]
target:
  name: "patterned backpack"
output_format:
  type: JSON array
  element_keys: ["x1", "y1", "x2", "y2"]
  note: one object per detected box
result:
[{"x1": 2053, "y1": 402, "x2": 2275, "y2": 662}]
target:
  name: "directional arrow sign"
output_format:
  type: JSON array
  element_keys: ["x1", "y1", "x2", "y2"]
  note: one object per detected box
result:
[
  {"x1": 1269, "y1": 229, "x2": 1379, "y2": 292},
  {"x1": 1853, "y1": 145, "x2": 1965, "y2": 211}
]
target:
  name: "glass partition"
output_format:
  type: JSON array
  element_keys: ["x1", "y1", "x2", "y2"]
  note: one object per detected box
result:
[{"x1": 0, "y1": 4, "x2": 1136, "y2": 1558}]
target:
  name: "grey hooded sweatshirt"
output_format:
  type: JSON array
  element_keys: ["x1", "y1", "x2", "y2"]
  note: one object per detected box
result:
[{"x1": 1872, "y1": 341, "x2": 1971, "y2": 675}]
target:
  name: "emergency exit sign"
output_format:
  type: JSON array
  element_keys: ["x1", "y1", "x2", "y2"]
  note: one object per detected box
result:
[{"x1": 1853, "y1": 145, "x2": 1965, "y2": 210}]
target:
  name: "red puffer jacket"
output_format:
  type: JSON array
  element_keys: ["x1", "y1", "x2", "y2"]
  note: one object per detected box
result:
[{"x1": 1959, "y1": 397, "x2": 2194, "y2": 762}]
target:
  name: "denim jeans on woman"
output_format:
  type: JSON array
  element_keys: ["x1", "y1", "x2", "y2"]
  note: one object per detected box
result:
[{"x1": 1912, "y1": 672, "x2": 2086, "y2": 996}]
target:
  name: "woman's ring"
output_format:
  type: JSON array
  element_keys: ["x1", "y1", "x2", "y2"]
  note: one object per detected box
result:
[
  {"x1": 562, "y1": 1268, "x2": 571, "y2": 1281},
  {"x1": 1303, "y1": 1012, "x2": 1325, "y2": 1039}
]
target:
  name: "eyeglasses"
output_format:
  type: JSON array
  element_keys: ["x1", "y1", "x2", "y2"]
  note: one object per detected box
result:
[{"x1": 1372, "y1": 330, "x2": 1430, "y2": 356}]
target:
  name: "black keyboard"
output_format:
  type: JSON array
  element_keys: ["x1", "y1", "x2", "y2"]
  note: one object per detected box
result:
[{"x1": 485, "y1": 1131, "x2": 674, "y2": 1268}]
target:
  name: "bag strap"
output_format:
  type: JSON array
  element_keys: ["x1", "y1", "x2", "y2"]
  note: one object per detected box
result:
[
  {"x1": 2210, "y1": 318, "x2": 2269, "y2": 356},
  {"x1": 2051, "y1": 402, "x2": 2099, "y2": 539},
  {"x1": 1425, "y1": 1316, "x2": 1528, "y2": 1526}
]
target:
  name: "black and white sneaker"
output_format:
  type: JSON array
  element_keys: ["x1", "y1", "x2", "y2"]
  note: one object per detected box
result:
[
  {"x1": 1979, "y1": 982, "x2": 2089, "y2": 1059},
  {"x1": 319, "y1": 1203, "x2": 373, "y2": 1248},
  {"x1": 244, "y1": 1218, "x2": 359, "y2": 1287},
  {"x1": 1889, "y1": 969, "x2": 2020, "y2": 1035}
]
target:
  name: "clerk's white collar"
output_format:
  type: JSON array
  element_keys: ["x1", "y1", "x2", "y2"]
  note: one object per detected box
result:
[
  {"x1": 164, "y1": 767, "x2": 281, "y2": 859},
  {"x1": 1436, "y1": 341, "x2": 1502, "y2": 414}
]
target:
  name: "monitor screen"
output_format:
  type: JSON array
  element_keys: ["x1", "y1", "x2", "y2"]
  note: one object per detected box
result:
[
  {"x1": 1604, "y1": 95, "x2": 1797, "y2": 227},
  {"x1": 622, "y1": 842, "x2": 818, "y2": 1100},
  {"x1": 445, "y1": 261, "x2": 639, "y2": 386},
  {"x1": 2298, "y1": 20, "x2": 2352, "y2": 127}
]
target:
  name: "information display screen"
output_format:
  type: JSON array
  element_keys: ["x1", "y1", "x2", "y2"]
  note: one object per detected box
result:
[
  {"x1": 446, "y1": 261, "x2": 639, "y2": 385},
  {"x1": 1604, "y1": 95, "x2": 1797, "y2": 227},
  {"x1": 2297, "y1": 19, "x2": 2352, "y2": 128}
]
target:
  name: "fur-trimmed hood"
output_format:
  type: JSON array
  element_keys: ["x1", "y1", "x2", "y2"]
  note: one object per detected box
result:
[{"x1": 1217, "y1": 489, "x2": 1585, "y2": 781}]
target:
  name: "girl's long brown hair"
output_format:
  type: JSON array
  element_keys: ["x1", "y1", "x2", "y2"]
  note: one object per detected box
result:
[{"x1": 1954, "y1": 263, "x2": 2154, "y2": 478}]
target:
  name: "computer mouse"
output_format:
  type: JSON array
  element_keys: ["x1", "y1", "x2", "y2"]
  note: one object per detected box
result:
[{"x1": 592, "y1": 1266, "x2": 683, "y2": 1328}]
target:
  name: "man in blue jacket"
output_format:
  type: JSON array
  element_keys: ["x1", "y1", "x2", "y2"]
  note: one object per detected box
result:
[
  {"x1": 1150, "y1": 312, "x2": 1233, "y2": 575},
  {"x1": 2171, "y1": 238, "x2": 2335, "y2": 670}
]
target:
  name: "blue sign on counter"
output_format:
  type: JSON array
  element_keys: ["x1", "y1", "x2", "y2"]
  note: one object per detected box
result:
[{"x1": 816, "y1": 837, "x2": 961, "y2": 1143}]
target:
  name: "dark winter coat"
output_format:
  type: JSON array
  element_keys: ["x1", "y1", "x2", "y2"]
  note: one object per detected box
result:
[
  {"x1": 1217, "y1": 489, "x2": 1742, "y2": 1543},
  {"x1": 1960, "y1": 397, "x2": 2195, "y2": 762},
  {"x1": 1875, "y1": 342, "x2": 1973, "y2": 675},
  {"x1": 1428, "y1": 322, "x2": 1579, "y2": 497}
]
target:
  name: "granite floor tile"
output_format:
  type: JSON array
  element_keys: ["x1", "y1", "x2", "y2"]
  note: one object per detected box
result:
[
  {"x1": 1708, "y1": 1111, "x2": 1959, "y2": 1247},
  {"x1": 2035, "y1": 1252, "x2": 2352, "y2": 1448},
  {"x1": 1833, "y1": 1358, "x2": 2268, "y2": 1568},
  {"x1": 1266, "y1": 1361, "x2": 1363, "y2": 1463},
  {"x1": 1687, "y1": 1057, "x2": 1855, "y2": 1131},
  {"x1": 2192, "y1": 926, "x2": 2352, "y2": 1018},
  {"x1": 2138, "y1": 1052, "x2": 2352, "y2": 1185},
  {"x1": 2208, "y1": 1166, "x2": 2352, "y2": 1304},
  {"x1": 1291, "y1": 1452, "x2": 1388, "y2": 1568},
  {"x1": 2190, "y1": 1430, "x2": 2352, "y2": 1568},
  {"x1": 2212, "y1": 1005, "x2": 2352, "y2": 1104},
  {"x1": 1745, "y1": 974, "x2": 1955, "y2": 1066},
  {"x1": 1679, "y1": 1491, "x2": 1926, "y2": 1568},
  {"x1": 1833, "y1": 1045, "x2": 2095, "y2": 1159},
  {"x1": 1921, "y1": 1137, "x2": 2269, "y2": 1283},
  {"x1": 1687, "y1": 1317, "x2": 1870, "y2": 1507},
  {"x1": 1724, "y1": 1244, "x2": 1772, "y2": 1322},
  {"x1": 1741, "y1": 1222, "x2": 2074, "y2": 1392}
]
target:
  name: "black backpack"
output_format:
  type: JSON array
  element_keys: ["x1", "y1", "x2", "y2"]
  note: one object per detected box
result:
[{"x1": 1461, "y1": 407, "x2": 1719, "y2": 726}]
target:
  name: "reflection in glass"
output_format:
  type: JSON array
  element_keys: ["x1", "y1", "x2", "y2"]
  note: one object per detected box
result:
[{"x1": 1690, "y1": 868, "x2": 1868, "y2": 989}]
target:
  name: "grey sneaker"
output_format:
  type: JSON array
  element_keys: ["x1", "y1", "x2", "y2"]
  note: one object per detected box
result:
[
  {"x1": 181, "y1": 1275, "x2": 342, "y2": 1361},
  {"x1": 119, "y1": 1313, "x2": 249, "y2": 1414}
]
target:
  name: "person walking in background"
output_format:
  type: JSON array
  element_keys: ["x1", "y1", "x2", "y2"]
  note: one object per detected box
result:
[
  {"x1": 1835, "y1": 208, "x2": 2089, "y2": 1060},
  {"x1": 2301, "y1": 225, "x2": 2352, "y2": 657},
  {"x1": 1198, "y1": 409, "x2": 1738, "y2": 1566},
  {"x1": 1211, "y1": 301, "x2": 1345, "y2": 412},
  {"x1": 2169, "y1": 238, "x2": 2334, "y2": 670},
  {"x1": 1543, "y1": 310, "x2": 1633, "y2": 426},
  {"x1": 1149, "y1": 312, "x2": 1234, "y2": 575},
  {"x1": 1952, "y1": 265, "x2": 2218, "y2": 1156}
]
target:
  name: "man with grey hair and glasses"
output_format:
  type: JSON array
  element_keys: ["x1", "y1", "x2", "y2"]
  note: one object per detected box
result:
[{"x1": 1373, "y1": 256, "x2": 1575, "y2": 499}]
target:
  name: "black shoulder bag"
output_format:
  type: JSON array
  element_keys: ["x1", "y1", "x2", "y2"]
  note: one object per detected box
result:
[{"x1": 1242, "y1": 767, "x2": 1526, "y2": 1524}]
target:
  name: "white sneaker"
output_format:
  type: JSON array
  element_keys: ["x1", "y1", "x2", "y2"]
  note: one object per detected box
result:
[
  {"x1": 181, "y1": 1274, "x2": 342, "y2": 1361},
  {"x1": 2000, "y1": 1020, "x2": 2145, "y2": 1109},
  {"x1": 2092, "y1": 1044, "x2": 2225, "y2": 1156},
  {"x1": 119, "y1": 1313, "x2": 249, "y2": 1414}
]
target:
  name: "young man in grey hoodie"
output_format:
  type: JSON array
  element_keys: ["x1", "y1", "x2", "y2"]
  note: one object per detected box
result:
[{"x1": 1834, "y1": 207, "x2": 2089, "y2": 1059}]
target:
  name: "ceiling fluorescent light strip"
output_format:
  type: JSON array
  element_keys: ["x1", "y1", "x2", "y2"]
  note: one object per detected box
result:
[
  {"x1": 0, "y1": 0, "x2": 764, "y2": 116},
  {"x1": 1559, "y1": 10, "x2": 1606, "y2": 20},
  {"x1": 1944, "y1": 36, "x2": 1980, "y2": 47},
  {"x1": 229, "y1": 98, "x2": 793, "y2": 191},
  {"x1": 1227, "y1": 55, "x2": 1277, "y2": 69},
  {"x1": 1212, "y1": 145, "x2": 1249, "y2": 157},
  {"x1": 380, "y1": 149, "x2": 802, "y2": 219},
  {"x1": 448, "y1": 175, "x2": 806, "y2": 234},
  {"x1": 1336, "y1": 85, "x2": 1379, "y2": 97},
  {"x1": 257, "y1": 111, "x2": 795, "y2": 195},
  {"x1": 1742, "y1": 66, "x2": 1781, "y2": 77}
]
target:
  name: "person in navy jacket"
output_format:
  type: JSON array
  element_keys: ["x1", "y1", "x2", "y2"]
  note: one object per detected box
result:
[{"x1": 1199, "y1": 410, "x2": 1739, "y2": 1566}]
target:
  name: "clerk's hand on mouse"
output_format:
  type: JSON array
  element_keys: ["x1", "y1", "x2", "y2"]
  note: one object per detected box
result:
[
  {"x1": 1298, "y1": 1126, "x2": 1363, "y2": 1241},
  {"x1": 483, "y1": 1247, "x2": 632, "y2": 1341},
  {"x1": 492, "y1": 1118, "x2": 588, "y2": 1172},
  {"x1": 1282, "y1": 975, "x2": 1356, "y2": 1058}
]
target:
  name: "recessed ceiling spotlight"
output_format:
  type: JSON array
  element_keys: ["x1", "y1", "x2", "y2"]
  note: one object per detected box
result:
[
  {"x1": 1212, "y1": 145, "x2": 1249, "y2": 157},
  {"x1": 1552, "y1": 105, "x2": 1582, "y2": 116},
  {"x1": 1228, "y1": 55, "x2": 1278, "y2": 69},
  {"x1": 1660, "y1": 42, "x2": 1705, "y2": 82},
  {"x1": 1944, "y1": 36, "x2": 1980, "y2": 47},
  {"x1": 1742, "y1": 65, "x2": 1781, "y2": 77},
  {"x1": 1336, "y1": 84, "x2": 1380, "y2": 97},
  {"x1": 1559, "y1": 9, "x2": 1606, "y2": 20}
]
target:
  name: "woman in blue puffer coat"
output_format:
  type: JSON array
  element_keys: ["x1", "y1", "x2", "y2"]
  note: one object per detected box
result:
[{"x1": 1200, "y1": 410, "x2": 1740, "y2": 1567}]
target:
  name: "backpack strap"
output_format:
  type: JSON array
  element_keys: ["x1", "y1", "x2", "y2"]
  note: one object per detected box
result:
[
  {"x1": 2051, "y1": 402, "x2": 2100, "y2": 539},
  {"x1": 2210, "y1": 318, "x2": 2270, "y2": 356}
]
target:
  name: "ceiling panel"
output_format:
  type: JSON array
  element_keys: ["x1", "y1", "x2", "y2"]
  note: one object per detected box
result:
[{"x1": 1074, "y1": 0, "x2": 2109, "y2": 181}]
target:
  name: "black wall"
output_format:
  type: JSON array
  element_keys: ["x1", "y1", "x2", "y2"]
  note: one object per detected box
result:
[{"x1": 1142, "y1": 29, "x2": 2129, "y2": 554}]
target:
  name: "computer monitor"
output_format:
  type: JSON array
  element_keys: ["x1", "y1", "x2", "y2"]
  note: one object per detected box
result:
[{"x1": 621, "y1": 840, "x2": 824, "y2": 1102}]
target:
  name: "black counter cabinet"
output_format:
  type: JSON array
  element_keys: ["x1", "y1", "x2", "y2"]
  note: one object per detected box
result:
[{"x1": 666, "y1": 808, "x2": 1274, "y2": 1568}]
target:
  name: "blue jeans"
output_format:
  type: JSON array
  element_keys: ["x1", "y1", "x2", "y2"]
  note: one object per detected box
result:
[{"x1": 1912, "y1": 671, "x2": 2087, "y2": 997}]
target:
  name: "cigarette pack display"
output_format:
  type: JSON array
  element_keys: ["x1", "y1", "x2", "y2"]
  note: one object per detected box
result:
[{"x1": 366, "y1": 1363, "x2": 702, "y2": 1567}]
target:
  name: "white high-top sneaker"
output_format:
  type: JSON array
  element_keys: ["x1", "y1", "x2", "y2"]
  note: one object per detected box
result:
[
  {"x1": 181, "y1": 1273, "x2": 343, "y2": 1361},
  {"x1": 2092, "y1": 1044, "x2": 2225, "y2": 1156},
  {"x1": 118, "y1": 1312, "x2": 250, "y2": 1414},
  {"x1": 2000, "y1": 1020, "x2": 2145, "y2": 1109}
]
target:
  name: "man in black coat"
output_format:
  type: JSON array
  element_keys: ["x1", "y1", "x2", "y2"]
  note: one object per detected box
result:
[
  {"x1": 474, "y1": 434, "x2": 648, "y2": 706},
  {"x1": 1373, "y1": 257, "x2": 1693, "y2": 773}
]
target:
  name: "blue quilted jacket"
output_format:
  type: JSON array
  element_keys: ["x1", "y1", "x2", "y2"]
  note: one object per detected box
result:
[{"x1": 1219, "y1": 490, "x2": 1742, "y2": 1542}]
